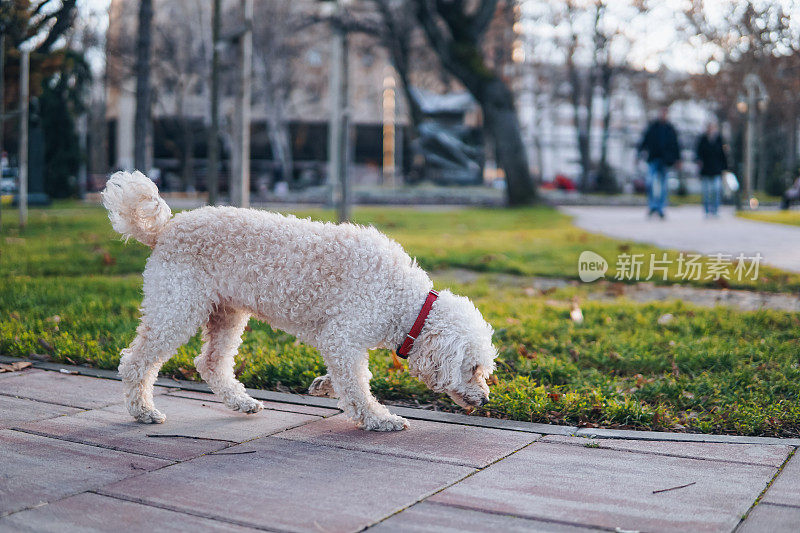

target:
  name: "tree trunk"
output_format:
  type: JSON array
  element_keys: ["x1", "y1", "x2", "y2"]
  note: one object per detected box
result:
[
  {"x1": 134, "y1": 0, "x2": 153, "y2": 171},
  {"x1": 411, "y1": 0, "x2": 536, "y2": 205},
  {"x1": 480, "y1": 79, "x2": 536, "y2": 205},
  {"x1": 599, "y1": 65, "x2": 612, "y2": 169}
]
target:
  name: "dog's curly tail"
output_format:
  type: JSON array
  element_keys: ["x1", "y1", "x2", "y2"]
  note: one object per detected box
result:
[{"x1": 101, "y1": 170, "x2": 172, "y2": 248}]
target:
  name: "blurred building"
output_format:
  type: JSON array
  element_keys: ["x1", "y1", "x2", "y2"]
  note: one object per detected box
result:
[{"x1": 104, "y1": 0, "x2": 420, "y2": 191}]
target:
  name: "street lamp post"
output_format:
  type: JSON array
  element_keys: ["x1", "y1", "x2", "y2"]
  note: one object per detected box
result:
[
  {"x1": 326, "y1": 0, "x2": 351, "y2": 223},
  {"x1": 740, "y1": 73, "x2": 768, "y2": 208},
  {"x1": 18, "y1": 49, "x2": 29, "y2": 229},
  {"x1": 230, "y1": 0, "x2": 253, "y2": 208}
]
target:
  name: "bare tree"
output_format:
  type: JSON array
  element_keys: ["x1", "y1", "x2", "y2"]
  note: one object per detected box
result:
[
  {"x1": 410, "y1": 0, "x2": 536, "y2": 205},
  {"x1": 152, "y1": 0, "x2": 208, "y2": 191},
  {"x1": 685, "y1": 0, "x2": 800, "y2": 192},
  {"x1": 252, "y1": 1, "x2": 300, "y2": 185},
  {"x1": 133, "y1": 0, "x2": 153, "y2": 171}
]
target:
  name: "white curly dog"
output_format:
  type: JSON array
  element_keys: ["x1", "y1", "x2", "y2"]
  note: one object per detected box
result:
[{"x1": 102, "y1": 170, "x2": 497, "y2": 431}]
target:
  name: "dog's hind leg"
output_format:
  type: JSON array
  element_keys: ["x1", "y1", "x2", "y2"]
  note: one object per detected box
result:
[
  {"x1": 194, "y1": 307, "x2": 263, "y2": 414},
  {"x1": 119, "y1": 263, "x2": 211, "y2": 424},
  {"x1": 119, "y1": 311, "x2": 208, "y2": 424}
]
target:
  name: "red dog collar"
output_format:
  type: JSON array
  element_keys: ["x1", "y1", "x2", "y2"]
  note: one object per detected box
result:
[{"x1": 396, "y1": 290, "x2": 439, "y2": 358}]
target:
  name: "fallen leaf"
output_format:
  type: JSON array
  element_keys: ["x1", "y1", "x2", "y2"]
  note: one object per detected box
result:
[
  {"x1": 487, "y1": 374, "x2": 499, "y2": 385},
  {"x1": 389, "y1": 351, "x2": 404, "y2": 372},
  {"x1": 517, "y1": 345, "x2": 536, "y2": 359},
  {"x1": 0, "y1": 361, "x2": 32, "y2": 373},
  {"x1": 102, "y1": 251, "x2": 116, "y2": 266},
  {"x1": 176, "y1": 367, "x2": 195, "y2": 380}
]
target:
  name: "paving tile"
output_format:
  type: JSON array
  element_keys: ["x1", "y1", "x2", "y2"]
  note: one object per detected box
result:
[
  {"x1": 0, "y1": 371, "x2": 162, "y2": 409},
  {"x1": 167, "y1": 389, "x2": 339, "y2": 417},
  {"x1": 761, "y1": 454, "x2": 800, "y2": 507},
  {"x1": 101, "y1": 437, "x2": 473, "y2": 533},
  {"x1": 575, "y1": 427, "x2": 800, "y2": 446},
  {"x1": 387, "y1": 405, "x2": 578, "y2": 435},
  {"x1": 0, "y1": 492, "x2": 261, "y2": 532},
  {"x1": 0, "y1": 395, "x2": 81, "y2": 429},
  {"x1": 275, "y1": 413, "x2": 536, "y2": 467},
  {"x1": 0, "y1": 368, "x2": 43, "y2": 381},
  {"x1": 0, "y1": 430, "x2": 169, "y2": 516},
  {"x1": 369, "y1": 502, "x2": 602, "y2": 532},
  {"x1": 17, "y1": 394, "x2": 321, "y2": 461},
  {"x1": 542, "y1": 435, "x2": 792, "y2": 467},
  {"x1": 738, "y1": 503, "x2": 800, "y2": 533},
  {"x1": 430, "y1": 440, "x2": 777, "y2": 532}
]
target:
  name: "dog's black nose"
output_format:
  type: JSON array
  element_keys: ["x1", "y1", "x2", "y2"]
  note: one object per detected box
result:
[{"x1": 479, "y1": 396, "x2": 489, "y2": 406}]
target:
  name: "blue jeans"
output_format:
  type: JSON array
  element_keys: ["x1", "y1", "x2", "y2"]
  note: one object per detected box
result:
[
  {"x1": 646, "y1": 161, "x2": 669, "y2": 214},
  {"x1": 701, "y1": 175, "x2": 721, "y2": 215}
]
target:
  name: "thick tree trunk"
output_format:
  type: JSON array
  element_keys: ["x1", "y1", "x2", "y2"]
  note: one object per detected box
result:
[
  {"x1": 480, "y1": 79, "x2": 536, "y2": 205},
  {"x1": 411, "y1": 0, "x2": 536, "y2": 205},
  {"x1": 134, "y1": 0, "x2": 153, "y2": 171}
]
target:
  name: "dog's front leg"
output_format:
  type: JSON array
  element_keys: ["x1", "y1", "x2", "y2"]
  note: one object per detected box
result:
[{"x1": 323, "y1": 351, "x2": 409, "y2": 431}]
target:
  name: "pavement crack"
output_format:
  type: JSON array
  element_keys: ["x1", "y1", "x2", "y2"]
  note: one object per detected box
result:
[
  {"x1": 90, "y1": 490, "x2": 291, "y2": 532},
  {"x1": 358, "y1": 436, "x2": 541, "y2": 531},
  {"x1": 733, "y1": 447, "x2": 797, "y2": 532}
]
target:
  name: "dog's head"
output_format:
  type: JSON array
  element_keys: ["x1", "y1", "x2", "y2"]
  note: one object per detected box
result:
[{"x1": 407, "y1": 290, "x2": 497, "y2": 408}]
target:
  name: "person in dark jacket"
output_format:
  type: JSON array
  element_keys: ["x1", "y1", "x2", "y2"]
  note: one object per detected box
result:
[
  {"x1": 695, "y1": 123, "x2": 728, "y2": 216},
  {"x1": 638, "y1": 107, "x2": 681, "y2": 218}
]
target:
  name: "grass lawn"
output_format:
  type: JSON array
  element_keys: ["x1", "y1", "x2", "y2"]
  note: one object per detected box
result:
[
  {"x1": 738, "y1": 209, "x2": 800, "y2": 227},
  {"x1": 2, "y1": 202, "x2": 799, "y2": 437}
]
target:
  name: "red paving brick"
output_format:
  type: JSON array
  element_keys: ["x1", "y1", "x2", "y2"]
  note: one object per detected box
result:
[
  {"x1": 275, "y1": 413, "x2": 537, "y2": 467},
  {"x1": 0, "y1": 492, "x2": 262, "y2": 532},
  {"x1": 0, "y1": 370, "x2": 162, "y2": 409},
  {"x1": 542, "y1": 435, "x2": 792, "y2": 467},
  {"x1": 761, "y1": 454, "x2": 800, "y2": 507},
  {"x1": 17, "y1": 394, "x2": 321, "y2": 460},
  {"x1": 369, "y1": 501, "x2": 602, "y2": 532},
  {"x1": 429, "y1": 440, "x2": 779, "y2": 532},
  {"x1": 0, "y1": 395, "x2": 80, "y2": 429},
  {"x1": 0, "y1": 430, "x2": 169, "y2": 516},
  {"x1": 100, "y1": 437, "x2": 473, "y2": 532},
  {"x1": 738, "y1": 503, "x2": 800, "y2": 533}
]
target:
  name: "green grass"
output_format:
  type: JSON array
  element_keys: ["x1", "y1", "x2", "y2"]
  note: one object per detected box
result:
[
  {"x1": 738, "y1": 210, "x2": 800, "y2": 227},
  {"x1": 3, "y1": 203, "x2": 799, "y2": 291},
  {"x1": 1, "y1": 202, "x2": 799, "y2": 437}
]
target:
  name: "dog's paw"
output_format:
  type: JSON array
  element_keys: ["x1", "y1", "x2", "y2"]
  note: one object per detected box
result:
[
  {"x1": 308, "y1": 375, "x2": 336, "y2": 398},
  {"x1": 135, "y1": 408, "x2": 166, "y2": 424},
  {"x1": 360, "y1": 413, "x2": 409, "y2": 432},
  {"x1": 229, "y1": 396, "x2": 264, "y2": 414}
]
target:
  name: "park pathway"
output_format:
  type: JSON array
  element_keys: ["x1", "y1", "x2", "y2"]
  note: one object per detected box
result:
[
  {"x1": 561, "y1": 205, "x2": 800, "y2": 273},
  {"x1": 1, "y1": 359, "x2": 799, "y2": 532}
]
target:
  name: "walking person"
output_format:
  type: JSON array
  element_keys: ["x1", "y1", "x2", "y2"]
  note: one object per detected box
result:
[
  {"x1": 638, "y1": 107, "x2": 681, "y2": 219},
  {"x1": 695, "y1": 122, "x2": 728, "y2": 217}
]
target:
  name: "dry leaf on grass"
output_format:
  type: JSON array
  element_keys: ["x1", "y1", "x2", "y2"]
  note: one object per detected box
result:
[
  {"x1": 389, "y1": 351, "x2": 405, "y2": 373},
  {"x1": 0, "y1": 361, "x2": 32, "y2": 373}
]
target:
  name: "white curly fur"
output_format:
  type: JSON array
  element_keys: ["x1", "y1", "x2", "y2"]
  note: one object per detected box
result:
[{"x1": 104, "y1": 170, "x2": 498, "y2": 431}]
